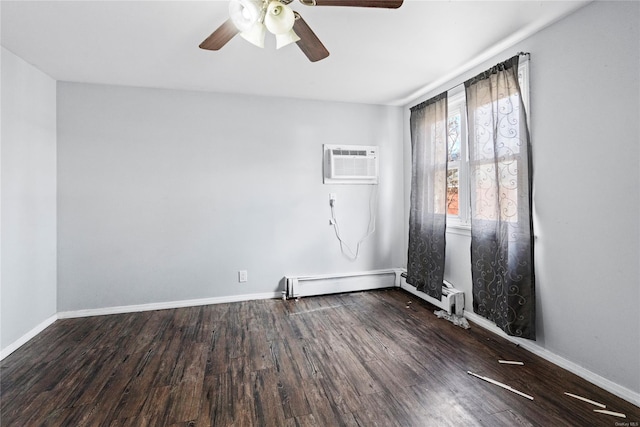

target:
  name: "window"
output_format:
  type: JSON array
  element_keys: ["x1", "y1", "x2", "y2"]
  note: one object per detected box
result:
[
  {"x1": 446, "y1": 86, "x2": 468, "y2": 227},
  {"x1": 446, "y1": 59, "x2": 529, "y2": 229}
]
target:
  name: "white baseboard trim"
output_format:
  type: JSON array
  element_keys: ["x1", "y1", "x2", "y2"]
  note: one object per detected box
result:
[
  {"x1": 58, "y1": 292, "x2": 281, "y2": 319},
  {"x1": 464, "y1": 310, "x2": 640, "y2": 407},
  {"x1": 1, "y1": 314, "x2": 58, "y2": 361}
]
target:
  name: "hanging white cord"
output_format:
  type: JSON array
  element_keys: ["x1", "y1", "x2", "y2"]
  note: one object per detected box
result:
[{"x1": 330, "y1": 185, "x2": 378, "y2": 261}]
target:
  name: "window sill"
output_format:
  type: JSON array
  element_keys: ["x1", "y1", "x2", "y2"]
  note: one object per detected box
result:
[{"x1": 445, "y1": 224, "x2": 538, "y2": 240}]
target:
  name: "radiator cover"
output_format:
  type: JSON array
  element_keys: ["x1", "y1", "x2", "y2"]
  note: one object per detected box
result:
[
  {"x1": 399, "y1": 274, "x2": 465, "y2": 316},
  {"x1": 284, "y1": 269, "x2": 402, "y2": 299}
]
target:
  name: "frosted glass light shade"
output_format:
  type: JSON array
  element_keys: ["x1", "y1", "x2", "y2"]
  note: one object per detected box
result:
[
  {"x1": 229, "y1": 0, "x2": 262, "y2": 32},
  {"x1": 264, "y1": 1, "x2": 295, "y2": 35},
  {"x1": 240, "y1": 22, "x2": 267, "y2": 48},
  {"x1": 275, "y1": 29, "x2": 300, "y2": 49}
]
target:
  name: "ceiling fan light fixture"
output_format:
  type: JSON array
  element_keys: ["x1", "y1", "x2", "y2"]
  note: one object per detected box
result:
[
  {"x1": 264, "y1": 1, "x2": 296, "y2": 35},
  {"x1": 240, "y1": 22, "x2": 267, "y2": 48},
  {"x1": 275, "y1": 28, "x2": 300, "y2": 49},
  {"x1": 229, "y1": 0, "x2": 263, "y2": 32}
]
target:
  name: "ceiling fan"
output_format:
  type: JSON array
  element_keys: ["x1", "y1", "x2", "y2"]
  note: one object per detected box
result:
[{"x1": 199, "y1": 0, "x2": 403, "y2": 62}]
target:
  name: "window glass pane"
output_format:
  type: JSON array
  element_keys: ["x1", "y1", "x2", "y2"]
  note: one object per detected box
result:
[
  {"x1": 447, "y1": 167, "x2": 459, "y2": 215},
  {"x1": 447, "y1": 111, "x2": 461, "y2": 216},
  {"x1": 471, "y1": 160, "x2": 518, "y2": 223},
  {"x1": 448, "y1": 113, "x2": 461, "y2": 162},
  {"x1": 474, "y1": 94, "x2": 523, "y2": 161}
]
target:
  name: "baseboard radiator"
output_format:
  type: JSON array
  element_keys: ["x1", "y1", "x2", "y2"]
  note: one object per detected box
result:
[
  {"x1": 399, "y1": 271, "x2": 464, "y2": 316},
  {"x1": 284, "y1": 269, "x2": 403, "y2": 299}
]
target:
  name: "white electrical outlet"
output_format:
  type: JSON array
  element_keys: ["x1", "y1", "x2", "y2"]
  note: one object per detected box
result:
[{"x1": 238, "y1": 270, "x2": 248, "y2": 283}]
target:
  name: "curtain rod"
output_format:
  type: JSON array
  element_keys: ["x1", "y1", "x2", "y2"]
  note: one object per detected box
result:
[{"x1": 410, "y1": 52, "x2": 530, "y2": 111}]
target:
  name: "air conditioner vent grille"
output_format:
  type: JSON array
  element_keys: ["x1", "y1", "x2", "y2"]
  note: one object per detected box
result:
[{"x1": 332, "y1": 149, "x2": 368, "y2": 156}]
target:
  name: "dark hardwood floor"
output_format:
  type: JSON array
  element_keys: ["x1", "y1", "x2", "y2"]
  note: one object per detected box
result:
[{"x1": 2, "y1": 289, "x2": 639, "y2": 426}]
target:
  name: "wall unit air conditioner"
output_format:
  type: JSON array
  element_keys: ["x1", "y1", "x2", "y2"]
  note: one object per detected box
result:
[{"x1": 323, "y1": 144, "x2": 379, "y2": 184}]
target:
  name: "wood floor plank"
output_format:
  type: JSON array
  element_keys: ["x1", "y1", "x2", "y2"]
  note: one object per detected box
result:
[
  {"x1": 269, "y1": 328, "x2": 320, "y2": 381},
  {"x1": 166, "y1": 343, "x2": 208, "y2": 424},
  {"x1": 109, "y1": 348, "x2": 165, "y2": 420},
  {"x1": 204, "y1": 324, "x2": 229, "y2": 376},
  {"x1": 2, "y1": 289, "x2": 639, "y2": 426},
  {"x1": 352, "y1": 391, "x2": 409, "y2": 427},
  {"x1": 250, "y1": 368, "x2": 287, "y2": 426},
  {"x1": 362, "y1": 355, "x2": 428, "y2": 395},
  {"x1": 302, "y1": 376, "x2": 360, "y2": 427},
  {"x1": 406, "y1": 382, "x2": 480, "y2": 426},
  {"x1": 201, "y1": 353, "x2": 272, "y2": 427},
  {"x1": 312, "y1": 333, "x2": 383, "y2": 396},
  {"x1": 302, "y1": 341, "x2": 365, "y2": 414},
  {"x1": 284, "y1": 413, "x2": 320, "y2": 427},
  {"x1": 270, "y1": 339, "x2": 312, "y2": 419},
  {"x1": 198, "y1": 371, "x2": 234, "y2": 427},
  {"x1": 132, "y1": 385, "x2": 172, "y2": 427},
  {"x1": 72, "y1": 346, "x2": 128, "y2": 408}
]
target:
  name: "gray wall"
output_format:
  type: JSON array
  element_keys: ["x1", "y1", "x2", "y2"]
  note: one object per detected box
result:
[
  {"x1": 1, "y1": 47, "x2": 57, "y2": 351},
  {"x1": 57, "y1": 83, "x2": 405, "y2": 311},
  {"x1": 404, "y1": 1, "x2": 640, "y2": 395}
]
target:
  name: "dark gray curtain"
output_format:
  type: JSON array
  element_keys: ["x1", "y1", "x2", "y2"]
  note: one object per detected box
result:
[
  {"x1": 464, "y1": 55, "x2": 535, "y2": 339},
  {"x1": 407, "y1": 92, "x2": 448, "y2": 300}
]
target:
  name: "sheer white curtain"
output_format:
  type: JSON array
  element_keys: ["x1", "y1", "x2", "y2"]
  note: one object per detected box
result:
[
  {"x1": 407, "y1": 92, "x2": 448, "y2": 300},
  {"x1": 465, "y1": 55, "x2": 535, "y2": 339}
]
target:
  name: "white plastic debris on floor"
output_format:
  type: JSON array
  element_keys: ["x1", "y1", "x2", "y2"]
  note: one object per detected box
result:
[{"x1": 434, "y1": 309, "x2": 470, "y2": 329}]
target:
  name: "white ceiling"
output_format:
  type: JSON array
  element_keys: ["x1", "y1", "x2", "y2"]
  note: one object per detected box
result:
[{"x1": 1, "y1": 0, "x2": 590, "y2": 105}]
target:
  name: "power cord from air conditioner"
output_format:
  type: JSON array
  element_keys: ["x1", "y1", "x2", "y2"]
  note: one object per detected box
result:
[{"x1": 329, "y1": 185, "x2": 378, "y2": 261}]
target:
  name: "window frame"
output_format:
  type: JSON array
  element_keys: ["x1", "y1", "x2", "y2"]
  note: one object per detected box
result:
[
  {"x1": 445, "y1": 85, "x2": 469, "y2": 229},
  {"x1": 445, "y1": 59, "x2": 530, "y2": 232}
]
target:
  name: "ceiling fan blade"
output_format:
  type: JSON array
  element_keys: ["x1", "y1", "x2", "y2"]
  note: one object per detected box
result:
[
  {"x1": 293, "y1": 13, "x2": 330, "y2": 62},
  {"x1": 199, "y1": 19, "x2": 239, "y2": 51},
  {"x1": 302, "y1": 0, "x2": 403, "y2": 8}
]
